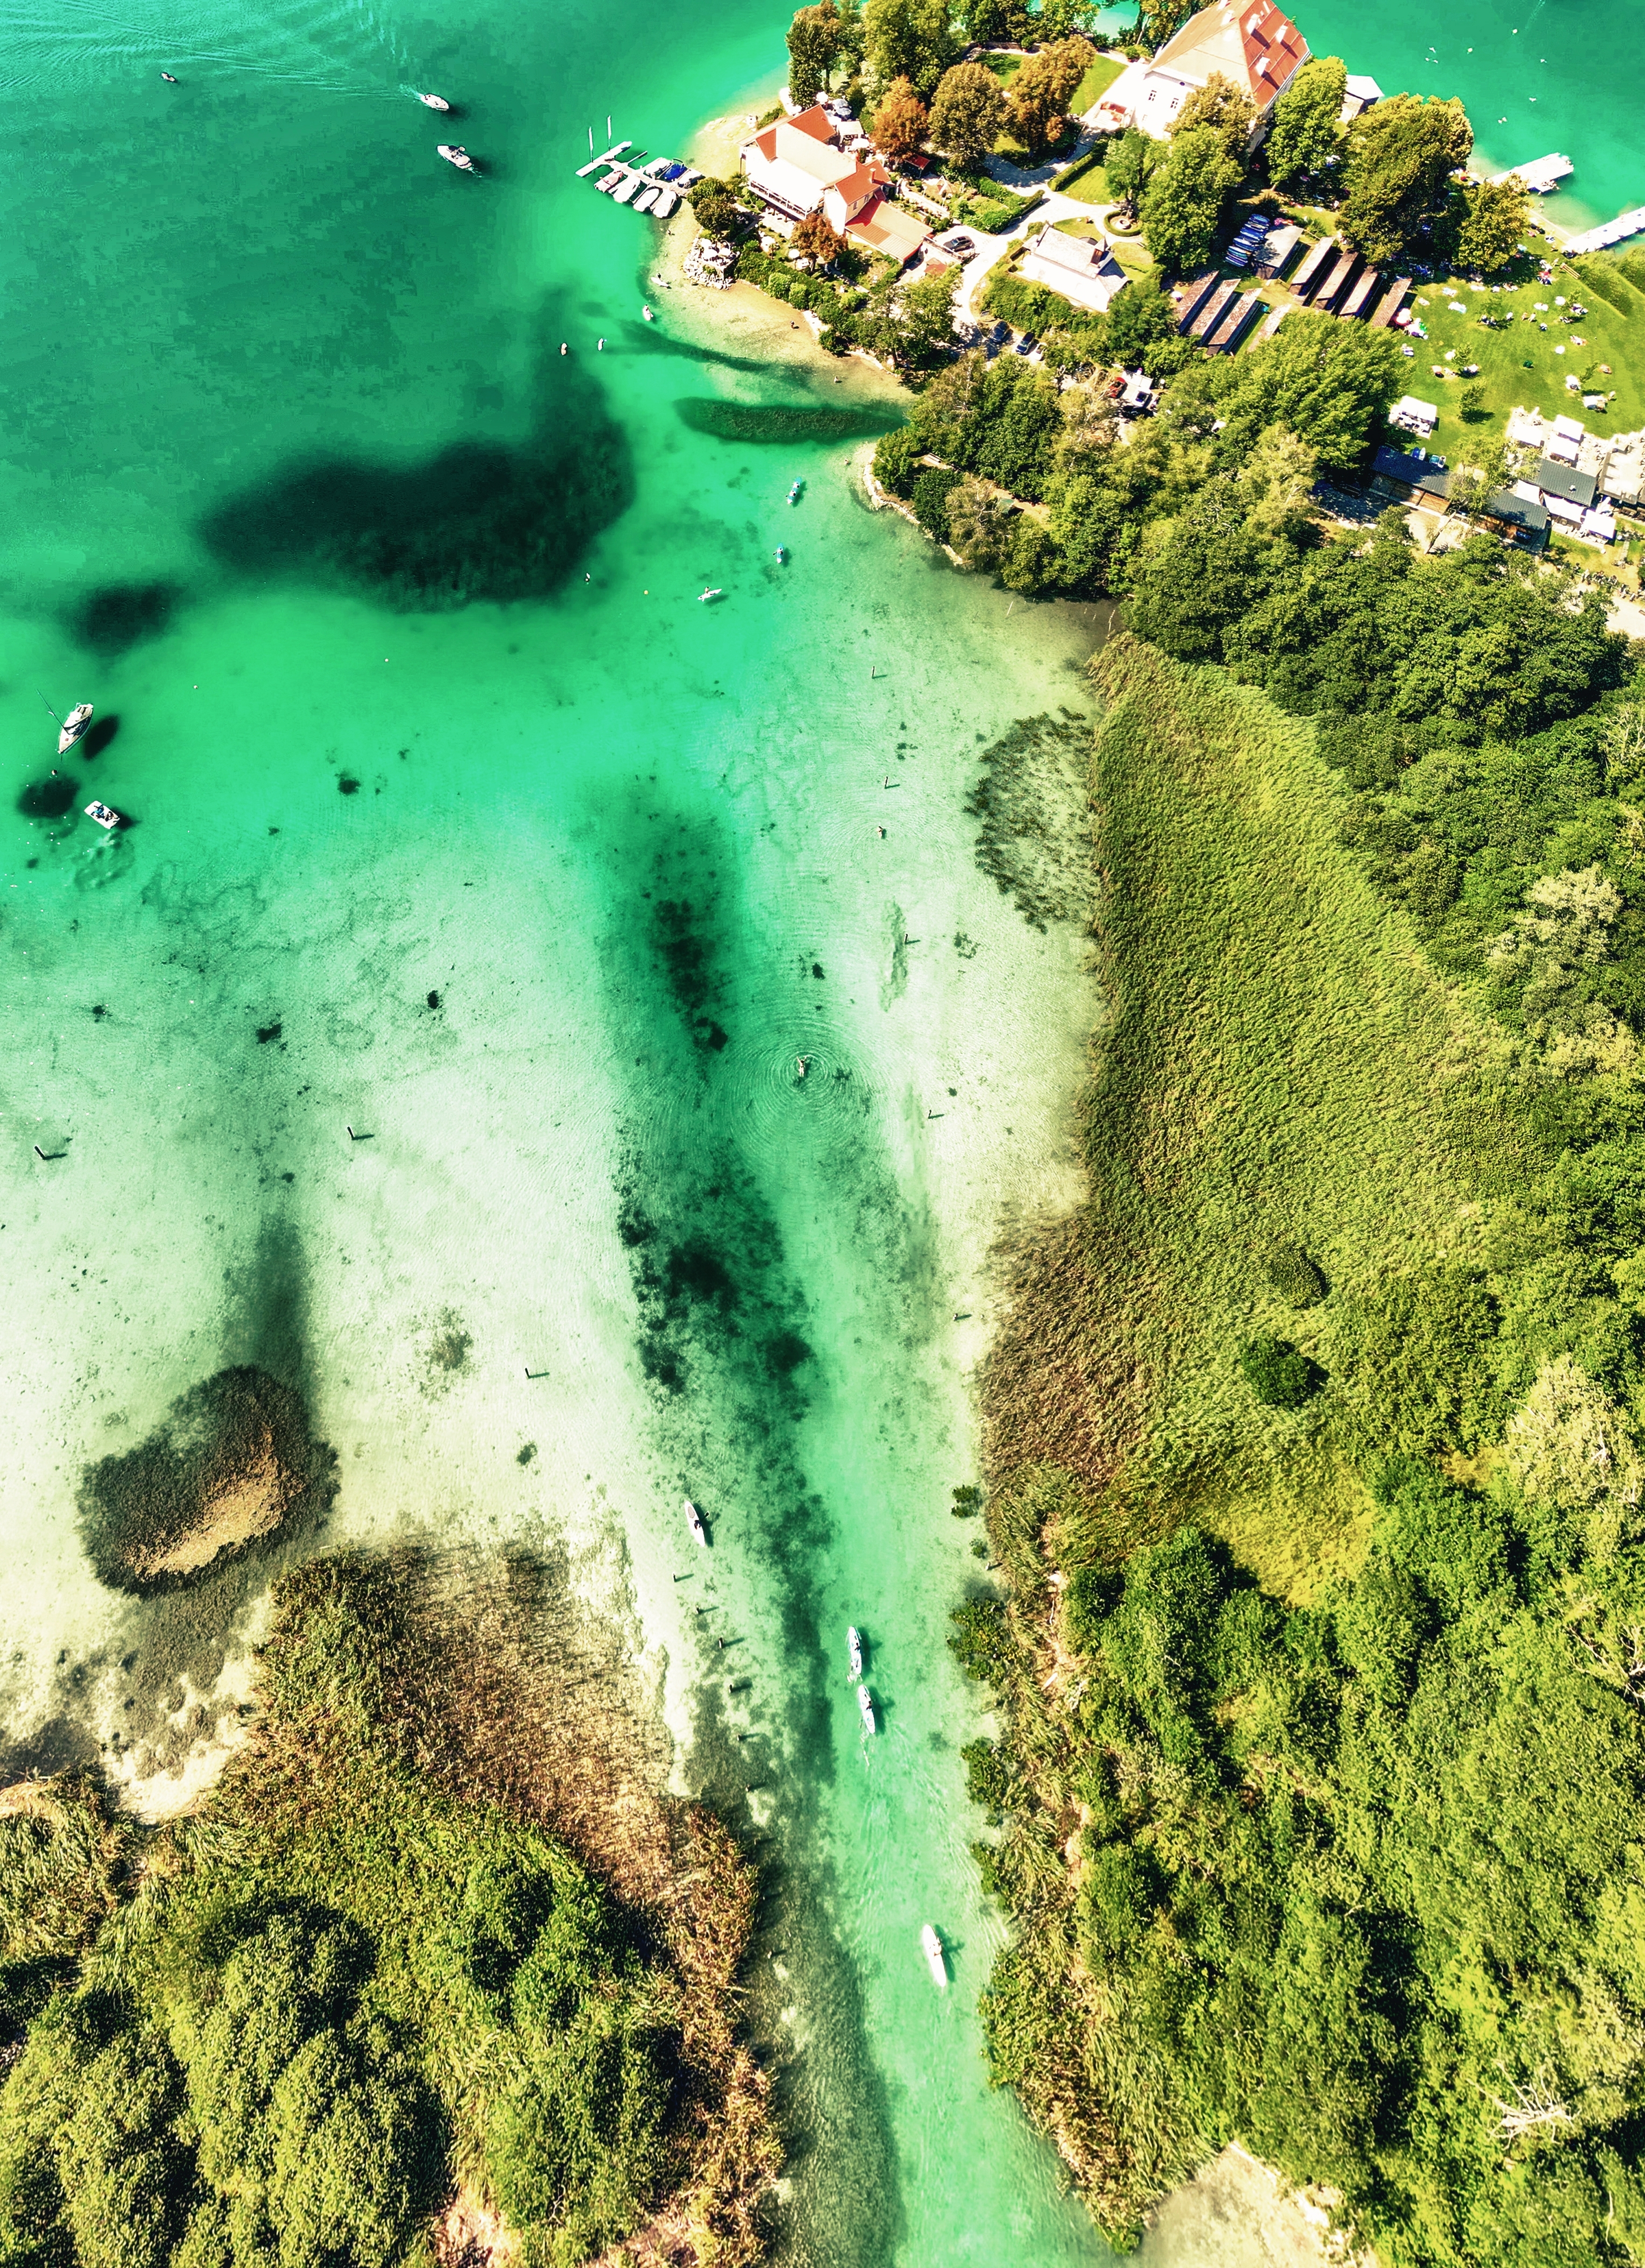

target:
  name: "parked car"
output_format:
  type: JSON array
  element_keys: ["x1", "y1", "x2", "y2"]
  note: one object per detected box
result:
[
  {"x1": 1014, "y1": 332, "x2": 1038, "y2": 356},
  {"x1": 935, "y1": 230, "x2": 976, "y2": 258}
]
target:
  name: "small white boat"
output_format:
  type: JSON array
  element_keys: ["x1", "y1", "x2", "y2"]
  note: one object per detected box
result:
[
  {"x1": 847, "y1": 1626, "x2": 864, "y2": 1678},
  {"x1": 857, "y1": 1683, "x2": 876, "y2": 1735},
  {"x1": 921, "y1": 1923, "x2": 947, "y2": 1988},
  {"x1": 775, "y1": 545, "x2": 787, "y2": 563},
  {"x1": 559, "y1": 342, "x2": 568, "y2": 354},
  {"x1": 597, "y1": 337, "x2": 606, "y2": 350},
  {"x1": 642, "y1": 304, "x2": 655, "y2": 320},
  {"x1": 437, "y1": 144, "x2": 478, "y2": 173},
  {"x1": 788, "y1": 480, "x2": 804, "y2": 505},
  {"x1": 415, "y1": 92, "x2": 451, "y2": 111},
  {"x1": 632, "y1": 186, "x2": 659, "y2": 214},
  {"x1": 160, "y1": 71, "x2": 178, "y2": 83},
  {"x1": 84, "y1": 801, "x2": 123, "y2": 831},
  {"x1": 684, "y1": 1497, "x2": 707, "y2": 1547},
  {"x1": 58, "y1": 703, "x2": 93, "y2": 754},
  {"x1": 698, "y1": 587, "x2": 724, "y2": 603}
]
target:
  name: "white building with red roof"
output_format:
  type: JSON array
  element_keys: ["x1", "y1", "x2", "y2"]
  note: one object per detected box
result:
[
  {"x1": 1090, "y1": 0, "x2": 1309, "y2": 143},
  {"x1": 739, "y1": 105, "x2": 932, "y2": 265}
]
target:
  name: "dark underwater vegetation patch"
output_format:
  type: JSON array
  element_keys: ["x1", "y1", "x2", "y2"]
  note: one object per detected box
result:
[
  {"x1": 66, "y1": 580, "x2": 182, "y2": 656},
  {"x1": 199, "y1": 413, "x2": 634, "y2": 612},
  {"x1": 16, "y1": 777, "x2": 78, "y2": 820},
  {"x1": 77, "y1": 1366, "x2": 337, "y2": 1596},
  {"x1": 673, "y1": 398, "x2": 905, "y2": 446}
]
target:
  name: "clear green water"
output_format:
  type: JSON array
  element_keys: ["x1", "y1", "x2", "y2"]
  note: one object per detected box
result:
[
  {"x1": 0, "y1": 2, "x2": 1114, "y2": 2260},
  {"x1": 1293, "y1": 0, "x2": 1645, "y2": 232}
]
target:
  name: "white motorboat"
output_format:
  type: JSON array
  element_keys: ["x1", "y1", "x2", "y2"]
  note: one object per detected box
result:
[
  {"x1": 684, "y1": 1497, "x2": 707, "y2": 1546},
  {"x1": 437, "y1": 144, "x2": 478, "y2": 173},
  {"x1": 847, "y1": 1626, "x2": 864, "y2": 1678},
  {"x1": 58, "y1": 703, "x2": 93, "y2": 754},
  {"x1": 921, "y1": 1924, "x2": 947, "y2": 1988},
  {"x1": 84, "y1": 801, "x2": 123, "y2": 831},
  {"x1": 698, "y1": 587, "x2": 724, "y2": 603},
  {"x1": 857, "y1": 1683, "x2": 876, "y2": 1735},
  {"x1": 632, "y1": 186, "x2": 659, "y2": 214},
  {"x1": 415, "y1": 92, "x2": 452, "y2": 111},
  {"x1": 642, "y1": 304, "x2": 655, "y2": 319}
]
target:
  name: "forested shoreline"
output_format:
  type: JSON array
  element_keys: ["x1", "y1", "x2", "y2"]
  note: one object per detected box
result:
[
  {"x1": 952, "y1": 617, "x2": 1645, "y2": 2263},
  {"x1": 0, "y1": 1556, "x2": 777, "y2": 2268}
]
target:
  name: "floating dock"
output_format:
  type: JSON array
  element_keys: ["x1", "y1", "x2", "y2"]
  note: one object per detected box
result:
[
  {"x1": 1566, "y1": 206, "x2": 1645, "y2": 254},
  {"x1": 1491, "y1": 152, "x2": 1574, "y2": 194},
  {"x1": 576, "y1": 138, "x2": 631, "y2": 177}
]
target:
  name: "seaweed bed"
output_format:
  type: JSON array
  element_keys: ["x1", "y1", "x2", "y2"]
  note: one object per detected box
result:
[{"x1": 672, "y1": 398, "x2": 904, "y2": 445}]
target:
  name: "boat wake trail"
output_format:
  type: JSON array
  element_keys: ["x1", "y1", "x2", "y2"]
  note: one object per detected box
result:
[{"x1": 0, "y1": 0, "x2": 409, "y2": 94}]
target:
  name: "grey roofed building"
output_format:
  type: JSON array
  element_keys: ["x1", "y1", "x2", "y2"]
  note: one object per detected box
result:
[
  {"x1": 1536, "y1": 457, "x2": 1598, "y2": 509},
  {"x1": 1256, "y1": 223, "x2": 1303, "y2": 277},
  {"x1": 1480, "y1": 487, "x2": 1549, "y2": 544},
  {"x1": 1370, "y1": 444, "x2": 1451, "y2": 502}
]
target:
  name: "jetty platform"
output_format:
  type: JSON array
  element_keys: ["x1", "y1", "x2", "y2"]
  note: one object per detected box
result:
[{"x1": 1491, "y1": 153, "x2": 1574, "y2": 194}]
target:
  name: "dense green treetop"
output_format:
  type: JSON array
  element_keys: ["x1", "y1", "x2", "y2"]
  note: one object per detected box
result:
[
  {"x1": 1263, "y1": 53, "x2": 1346, "y2": 189},
  {"x1": 929, "y1": 60, "x2": 1006, "y2": 170},
  {"x1": 786, "y1": 1, "x2": 843, "y2": 106},
  {"x1": 863, "y1": 0, "x2": 959, "y2": 98},
  {"x1": 0, "y1": 1561, "x2": 766, "y2": 2268},
  {"x1": 1452, "y1": 173, "x2": 1532, "y2": 275},
  {"x1": 1104, "y1": 126, "x2": 1160, "y2": 219},
  {"x1": 1339, "y1": 93, "x2": 1473, "y2": 265},
  {"x1": 1142, "y1": 123, "x2": 1243, "y2": 274},
  {"x1": 1004, "y1": 35, "x2": 1095, "y2": 154},
  {"x1": 1167, "y1": 68, "x2": 1254, "y2": 159}
]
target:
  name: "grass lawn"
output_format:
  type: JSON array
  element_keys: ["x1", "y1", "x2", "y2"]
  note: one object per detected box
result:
[
  {"x1": 1052, "y1": 215, "x2": 1108, "y2": 239},
  {"x1": 982, "y1": 52, "x2": 1023, "y2": 84},
  {"x1": 1053, "y1": 152, "x2": 1108, "y2": 201},
  {"x1": 1369, "y1": 239, "x2": 1645, "y2": 462},
  {"x1": 1072, "y1": 51, "x2": 1125, "y2": 111},
  {"x1": 985, "y1": 637, "x2": 1500, "y2": 1600}
]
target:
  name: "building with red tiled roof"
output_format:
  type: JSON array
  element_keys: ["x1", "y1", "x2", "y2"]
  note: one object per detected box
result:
[
  {"x1": 740, "y1": 106, "x2": 894, "y2": 235},
  {"x1": 1090, "y1": 0, "x2": 1309, "y2": 144}
]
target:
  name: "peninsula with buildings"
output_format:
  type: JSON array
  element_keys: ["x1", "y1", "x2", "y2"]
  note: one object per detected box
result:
[{"x1": 638, "y1": 0, "x2": 1645, "y2": 612}]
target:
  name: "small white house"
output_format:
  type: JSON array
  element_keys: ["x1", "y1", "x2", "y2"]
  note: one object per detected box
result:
[{"x1": 1019, "y1": 226, "x2": 1132, "y2": 315}]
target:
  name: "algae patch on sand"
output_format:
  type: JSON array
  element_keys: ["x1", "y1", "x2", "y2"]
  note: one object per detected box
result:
[
  {"x1": 77, "y1": 1366, "x2": 337, "y2": 1594},
  {"x1": 673, "y1": 398, "x2": 904, "y2": 445}
]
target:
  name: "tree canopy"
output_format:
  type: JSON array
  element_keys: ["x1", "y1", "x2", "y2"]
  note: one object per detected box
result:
[
  {"x1": 1263, "y1": 53, "x2": 1345, "y2": 188},
  {"x1": 1453, "y1": 173, "x2": 1531, "y2": 274},
  {"x1": 873, "y1": 75, "x2": 929, "y2": 160},
  {"x1": 863, "y1": 0, "x2": 959, "y2": 97},
  {"x1": 929, "y1": 60, "x2": 1006, "y2": 170},
  {"x1": 0, "y1": 1560, "x2": 771, "y2": 2268},
  {"x1": 786, "y1": 1, "x2": 843, "y2": 108},
  {"x1": 1339, "y1": 93, "x2": 1472, "y2": 265},
  {"x1": 1142, "y1": 123, "x2": 1243, "y2": 274},
  {"x1": 1104, "y1": 126, "x2": 1160, "y2": 217},
  {"x1": 1005, "y1": 36, "x2": 1096, "y2": 154},
  {"x1": 1168, "y1": 68, "x2": 1254, "y2": 158}
]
